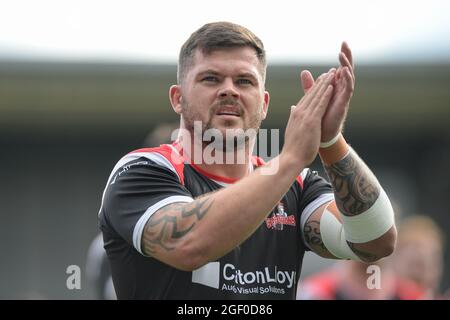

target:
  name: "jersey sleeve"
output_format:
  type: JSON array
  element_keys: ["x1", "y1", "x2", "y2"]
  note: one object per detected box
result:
[
  {"x1": 297, "y1": 168, "x2": 335, "y2": 250},
  {"x1": 101, "y1": 157, "x2": 194, "y2": 255}
]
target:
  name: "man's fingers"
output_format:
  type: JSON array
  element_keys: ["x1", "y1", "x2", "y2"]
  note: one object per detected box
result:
[
  {"x1": 339, "y1": 53, "x2": 355, "y2": 83},
  {"x1": 333, "y1": 67, "x2": 353, "y2": 107},
  {"x1": 300, "y1": 70, "x2": 315, "y2": 93},
  {"x1": 339, "y1": 52, "x2": 352, "y2": 70},
  {"x1": 298, "y1": 72, "x2": 324, "y2": 108},
  {"x1": 335, "y1": 67, "x2": 342, "y2": 81},
  {"x1": 296, "y1": 68, "x2": 335, "y2": 113},
  {"x1": 342, "y1": 66, "x2": 354, "y2": 92},
  {"x1": 341, "y1": 41, "x2": 353, "y2": 68},
  {"x1": 314, "y1": 85, "x2": 334, "y2": 117},
  {"x1": 305, "y1": 71, "x2": 335, "y2": 111},
  {"x1": 301, "y1": 71, "x2": 329, "y2": 108},
  {"x1": 316, "y1": 71, "x2": 335, "y2": 98}
]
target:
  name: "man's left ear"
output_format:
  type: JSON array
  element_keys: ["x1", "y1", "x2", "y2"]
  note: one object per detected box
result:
[{"x1": 262, "y1": 91, "x2": 270, "y2": 120}]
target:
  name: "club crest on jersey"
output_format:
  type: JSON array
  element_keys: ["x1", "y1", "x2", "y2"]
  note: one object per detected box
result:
[{"x1": 265, "y1": 202, "x2": 296, "y2": 230}]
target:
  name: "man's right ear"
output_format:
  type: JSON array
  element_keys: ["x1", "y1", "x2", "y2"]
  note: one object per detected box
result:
[{"x1": 169, "y1": 85, "x2": 182, "y2": 115}]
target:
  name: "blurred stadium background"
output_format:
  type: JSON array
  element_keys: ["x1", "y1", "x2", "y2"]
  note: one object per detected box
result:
[{"x1": 0, "y1": 60, "x2": 449, "y2": 298}]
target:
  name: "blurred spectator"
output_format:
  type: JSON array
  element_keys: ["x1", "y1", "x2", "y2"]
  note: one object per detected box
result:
[
  {"x1": 142, "y1": 122, "x2": 179, "y2": 147},
  {"x1": 391, "y1": 215, "x2": 446, "y2": 299},
  {"x1": 85, "y1": 233, "x2": 116, "y2": 300}
]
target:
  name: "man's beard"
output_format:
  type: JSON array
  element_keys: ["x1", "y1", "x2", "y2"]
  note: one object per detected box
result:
[{"x1": 181, "y1": 97, "x2": 263, "y2": 152}]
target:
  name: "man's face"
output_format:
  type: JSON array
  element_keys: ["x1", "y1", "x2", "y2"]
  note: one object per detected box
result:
[
  {"x1": 393, "y1": 236, "x2": 443, "y2": 291},
  {"x1": 177, "y1": 47, "x2": 269, "y2": 142}
]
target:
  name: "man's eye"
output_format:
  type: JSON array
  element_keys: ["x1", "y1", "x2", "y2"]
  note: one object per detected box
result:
[
  {"x1": 202, "y1": 76, "x2": 218, "y2": 82},
  {"x1": 237, "y1": 78, "x2": 253, "y2": 85}
]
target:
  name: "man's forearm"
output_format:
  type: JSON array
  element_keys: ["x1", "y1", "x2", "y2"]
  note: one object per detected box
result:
[
  {"x1": 320, "y1": 139, "x2": 396, "y2": 262},
  {"x1": 142, "y1": 153, "x2": 304, "y2": 270},
  {"x1": 323, "y1": 148, "x2": 380, "y2": 216}
]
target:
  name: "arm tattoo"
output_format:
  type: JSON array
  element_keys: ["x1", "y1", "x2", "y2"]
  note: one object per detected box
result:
[
  {"x1": 324, "y1": 148, "x2": 380, "y2": 216},
  {"x1": 303, "y1": 220, "x2": 327, "y2": 252},
  {"x1": 142, "y1": 197, "x2": 214, "y2": 256}
]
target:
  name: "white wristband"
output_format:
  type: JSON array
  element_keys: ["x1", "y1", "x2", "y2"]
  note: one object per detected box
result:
[{"x1": 320, "y1": 133, "x2": 341, "y2": 148}]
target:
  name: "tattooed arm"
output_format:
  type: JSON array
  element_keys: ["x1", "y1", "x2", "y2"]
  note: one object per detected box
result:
[
  {"x1": 141, "y1": 197, "x2": 216, "y2": 270},
  {"x1": 141, "y1": 153, "x2": 307, "y2": 271},
  {"x1": 324, "y1": 147, "x2": 396, "y2": 262},
  {"x1": 303, "y1": 137, "x2": 397, "y2": 262},
  {"x1": 301, "y1": 43, "x2": 396, "y2": 262}
]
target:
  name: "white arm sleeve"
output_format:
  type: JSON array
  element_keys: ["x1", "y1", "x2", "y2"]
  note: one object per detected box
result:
[
  {"x1": 320, "y1": 206, "x2": 361, "y2": 261},
  {"x1": 320, "y1": 188, "x2": 394, "y2": 260}
]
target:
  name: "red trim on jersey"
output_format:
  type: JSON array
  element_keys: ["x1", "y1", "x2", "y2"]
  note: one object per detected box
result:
[
  {"x1": 189, "y1": 155, "x2": 268, "y2": 184},
  {"x1": 296, "y1": 175, "x2": 304, "y2": 189},
  {"x1": 129, "y1": 144, "x2": 186, "y2": 185},
  {"x1": 189, "y1": 162, "x2": 240, "y2": 184}
]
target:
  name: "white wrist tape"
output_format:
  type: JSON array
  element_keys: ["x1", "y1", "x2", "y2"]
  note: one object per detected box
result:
[
  {"x1": 341, "y1": 188, "x2": 395, "y2": 243},
  {"x1": 320, "y1": 206, "x2": 362, "y2": 261},
  {"x1": 320, "y1": 133, "x2": 341, "y2": 148}
]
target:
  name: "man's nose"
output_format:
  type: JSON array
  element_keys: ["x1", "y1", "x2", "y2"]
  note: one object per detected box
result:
[{"x1": 218, "y1": 78, "x2": 239, "y2": 99}]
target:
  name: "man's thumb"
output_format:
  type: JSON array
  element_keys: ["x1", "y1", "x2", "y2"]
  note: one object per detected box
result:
[{"x1": 301, "y1": 70, "x2": 314, "y2": 93}]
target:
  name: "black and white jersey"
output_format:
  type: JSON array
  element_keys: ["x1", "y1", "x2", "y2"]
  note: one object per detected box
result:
[{"x1": 98, "y1": 142, "x2": 334, "y2": 299}]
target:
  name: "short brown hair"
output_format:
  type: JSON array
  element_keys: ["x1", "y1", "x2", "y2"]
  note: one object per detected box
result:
[
  {"x1": 177, "y1": 21, "x2": 266, "y2": 84},
  {"x1": 398, "y1": 215, "x2": 445, "y2": 249}
]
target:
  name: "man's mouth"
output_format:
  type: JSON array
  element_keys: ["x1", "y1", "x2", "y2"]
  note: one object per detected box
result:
[{"x1": 216, "y1": 105, "x2": 241, "y2": 117}]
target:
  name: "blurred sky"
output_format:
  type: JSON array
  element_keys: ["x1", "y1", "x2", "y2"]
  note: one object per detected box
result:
[{"x1": 1, "y1": 0, "x2": 449, "y2": 64}]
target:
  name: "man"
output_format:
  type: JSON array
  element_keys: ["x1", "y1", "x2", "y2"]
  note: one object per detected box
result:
[
  {"x1": 85, "y1": 233, "x2": 116, "y2": 299},
  {"x1": 391, "y1": 215, "x2": 445, "y2": 299},
  {"x1": 99, "y1": 21, "x2": 397, "y2": 299}
]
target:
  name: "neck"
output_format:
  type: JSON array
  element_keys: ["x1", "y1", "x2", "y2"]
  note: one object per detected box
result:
[{"x1": 177, "y1": 129, "x2": 255, "y2": 181}]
